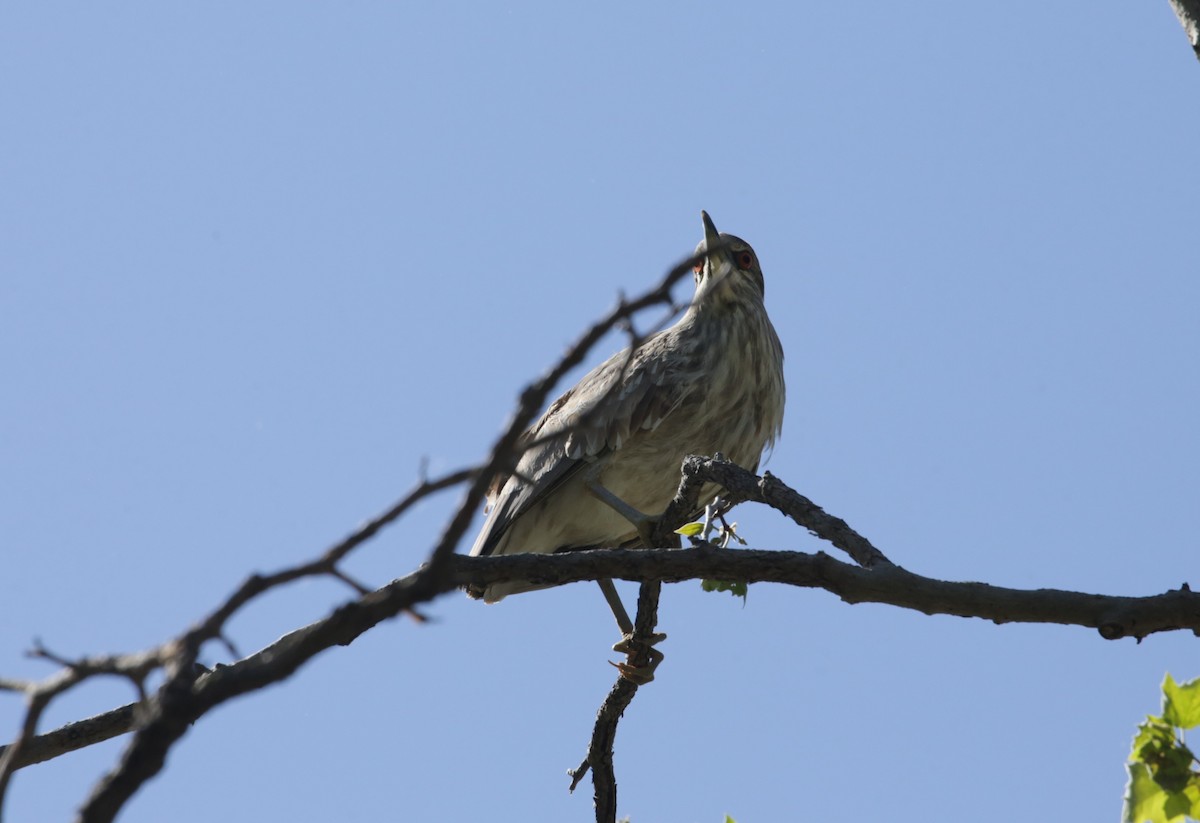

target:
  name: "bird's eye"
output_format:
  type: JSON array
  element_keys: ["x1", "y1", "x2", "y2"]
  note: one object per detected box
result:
[
  {"x1": 737, "y1": 251, "x2": 754, "y2": 270},
  {"x1": 693, "y1": 261, "x2": 704, "y2": 276}
]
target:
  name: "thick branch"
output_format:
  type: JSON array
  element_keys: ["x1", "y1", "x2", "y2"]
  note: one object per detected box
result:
[
  {"x1": 455, "y1": 549, "x2": 1200, "y2": 639},
  {"x1": 7, "y1": 546, "x2": 1197, "y2": 775}
]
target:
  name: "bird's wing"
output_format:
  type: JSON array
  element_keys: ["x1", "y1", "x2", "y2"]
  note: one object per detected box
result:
[{"x1": 470, "y1": 333, "x2": 690, "y2": 557}]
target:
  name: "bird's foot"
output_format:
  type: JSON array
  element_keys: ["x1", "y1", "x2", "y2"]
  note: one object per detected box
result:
[{"x1": 611, "y1": 633, "x2": 667, "y2": 685}]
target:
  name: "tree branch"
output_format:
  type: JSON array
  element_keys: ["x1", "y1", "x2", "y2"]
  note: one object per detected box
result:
[
  {"x1": 567, "y1": 581, "x2": 662, "y2": 823},
  {"x1": 6, "y1": 478, "x2": 1197, "y2": 779},
  {"x1": 662, "y1": 455, "x2": 891, "y2": 569},
  {"x1": 458, "y1": 550, "x2": 1200, "y2": 638}
]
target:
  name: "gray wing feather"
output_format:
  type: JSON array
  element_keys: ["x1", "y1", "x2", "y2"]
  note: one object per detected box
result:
[{"x1": 470, "y1": 334, "x2": 687, "y2": 557}]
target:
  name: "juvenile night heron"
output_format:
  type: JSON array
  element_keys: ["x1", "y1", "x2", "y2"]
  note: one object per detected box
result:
[{"x1": 468, "y1": 211, "x2": 785, "y2": 610}]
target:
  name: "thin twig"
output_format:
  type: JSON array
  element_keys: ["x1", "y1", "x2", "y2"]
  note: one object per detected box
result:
[
  {"x1": 567, "y1": 581, "x2": 662, "y2": 823},
  {"x1": 668, "y1": 455, "x2": 892, "y2": 569}
]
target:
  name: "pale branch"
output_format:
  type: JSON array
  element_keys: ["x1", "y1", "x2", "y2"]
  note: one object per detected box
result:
[
  {"x1": 0, "y1": 703, "x2": 137, "y2": 770},
  {"x1": 1169, "y1": 0, "x2": 1200, "y2": 60}
]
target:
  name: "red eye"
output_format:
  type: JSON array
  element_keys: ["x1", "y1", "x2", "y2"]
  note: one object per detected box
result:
[
  {"x1": 737, "y1": 251, "x2": 754, "y2": 269},
  {"x1": 693, "y1": 261, "x2": 704, "y2": 275}
]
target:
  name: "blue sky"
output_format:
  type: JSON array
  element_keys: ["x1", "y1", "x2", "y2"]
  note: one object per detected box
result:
[{"x1": 2, "y1": 3, "x2": 1198, "y2": 821}]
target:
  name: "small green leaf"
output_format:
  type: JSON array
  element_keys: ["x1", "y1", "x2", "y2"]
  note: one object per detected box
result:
[
  {"x1": 1163, "y1": 673, "x2": 1200, "y2": 730},
  {"x1": 1124, "y1": 762, "x2": 1171, "y2": 823},
  {"x1": 674, "y1": 522, "x2": 705, "y2": 537},
  {"x1": 701, "y1": 579, "x2": 748, "y2": 601}
]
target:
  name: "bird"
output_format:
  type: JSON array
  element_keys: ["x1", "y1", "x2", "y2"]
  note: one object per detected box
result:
[{"x1": 468, "y1": 211, "x2": 785, "y2": 605}]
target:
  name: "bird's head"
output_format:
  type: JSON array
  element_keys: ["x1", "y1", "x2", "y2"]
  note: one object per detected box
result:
[{"x1": 692, "y1": 210, "x2": 765, "y2": 305}]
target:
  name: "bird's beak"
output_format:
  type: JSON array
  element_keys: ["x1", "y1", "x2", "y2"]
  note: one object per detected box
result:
[
  {"x1": 700, "y1": 210, "x2": 723, "y2": 275},
  {"x1": 701, "y1": 210, "x2": 720, "y2": 254}
]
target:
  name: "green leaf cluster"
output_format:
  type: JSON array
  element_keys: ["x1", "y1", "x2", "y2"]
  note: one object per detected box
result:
[{"x1": 1124, "y1": 674, "x2": 1200, "y2": 823}]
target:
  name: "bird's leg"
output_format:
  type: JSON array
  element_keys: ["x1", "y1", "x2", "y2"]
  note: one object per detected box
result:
[
  {"x1": 583, "y1": 470, "x2": 668, "y2": 684},
  {"x1": 597, "y1": 578, "x2": 633, "y2": 636},
  {"x1": 584, "y1": 477, "x2": 660, "y2": 548}
]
